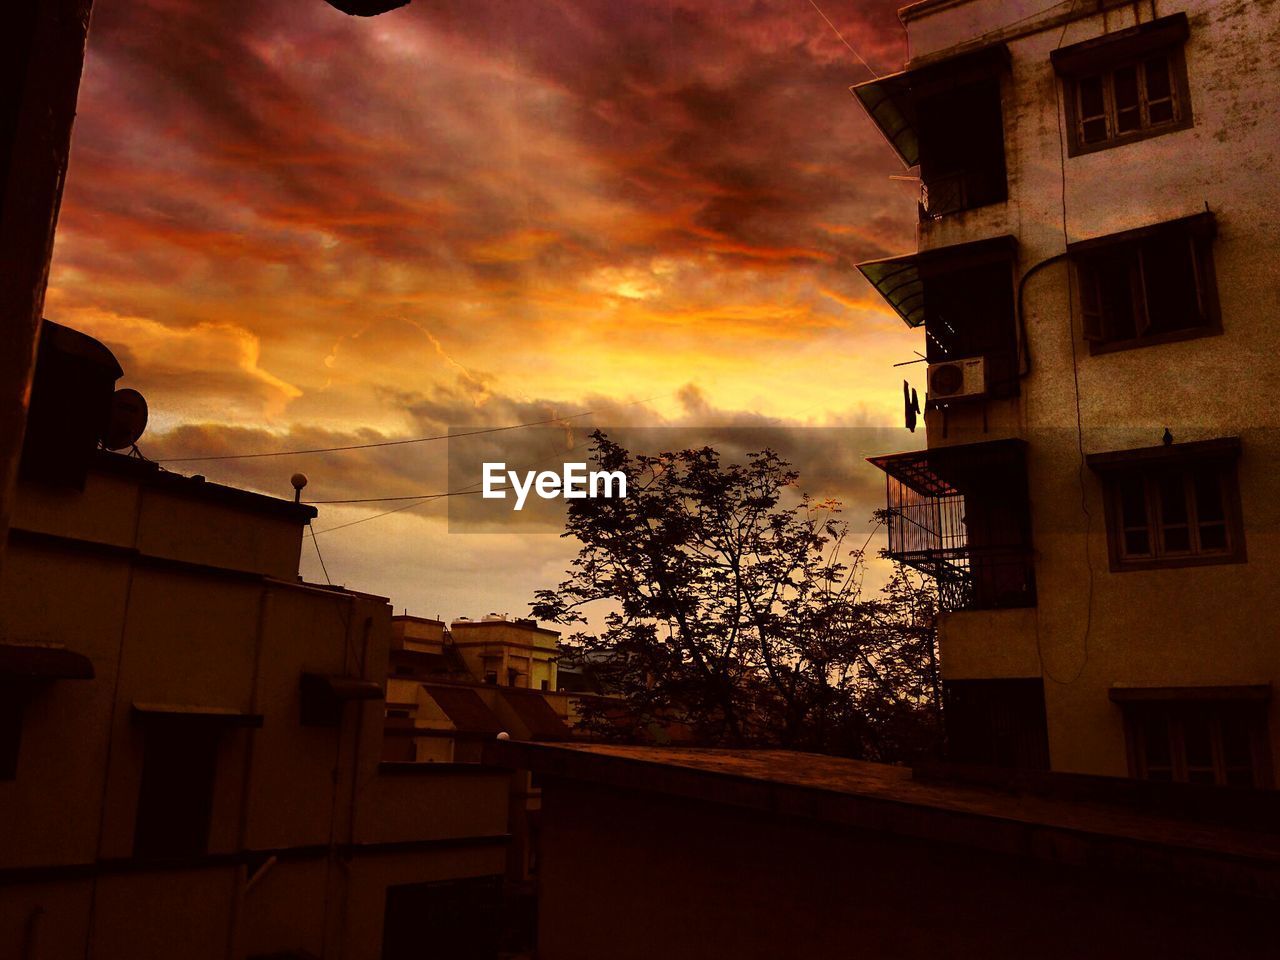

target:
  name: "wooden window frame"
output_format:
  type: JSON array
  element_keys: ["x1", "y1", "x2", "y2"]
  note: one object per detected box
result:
[
  {"x1": 1054, "y1": 14, "x2": 1194, "y2": 157},
  {"x1": 1070, "y1": 213, "x2": 1220, "y2": 355},
  {"x1": 1119, "y1": 697, "x2": 1272, "y2": 789},
  {"x1": 1089, "y1": 438, "x2": 1246, "y2": 573}
]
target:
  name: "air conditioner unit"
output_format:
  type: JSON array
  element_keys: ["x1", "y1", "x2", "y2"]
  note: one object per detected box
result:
[{"x1": 927, "y1": 357, "x2": 987, "y2": 402}]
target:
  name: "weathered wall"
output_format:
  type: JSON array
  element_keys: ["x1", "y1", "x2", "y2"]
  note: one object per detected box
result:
[
  {"x1": 904, "y1": 0, "x2": 1280, "y2": 777},
  {"x1": 0, "y1": 462, "x2": 511, "y2": 958}
]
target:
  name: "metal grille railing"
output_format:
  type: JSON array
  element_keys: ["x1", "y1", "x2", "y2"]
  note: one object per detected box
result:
[
  {"x1": 919, "y1": 172, "x2": 969, "y2": 220},
  {"x1": 883, "y1": 473, "x2": 1035, "y2": 612}
]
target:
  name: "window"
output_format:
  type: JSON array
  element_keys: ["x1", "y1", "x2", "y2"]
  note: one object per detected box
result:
[
  {"x1": 943, "y1": 678, "x2": 1050, "y2": 770},
  {"x1": 133, "y1": 721, "x2": 220, "y2": 859},
  {"x1": 1070, "y1": 52, "x2": 1186, "y2": 150},
  {"x1": 1089, "y1": 438, "x2": 1244, "y2": 572},
  {"x1": 1120, "y1": 698, "x2": 1270, "y2": 788},
  {"x1": 382, "y1": 877, "x2": 502, "y2": 960},
  {"x1": 0, "y1": 681, "x2": 25, "y2": 780},
  {"x1": 917, "y1": 76, "x2": 1007, "y2": 218},
  {"x1": 1054, "y1": 13, "x2": 1193, "y2": 156},
  {"x1": 859, "y1": 235, "x2": 1021, "y2": 399},
  {"x1": 852, "y1": 45, "x2": 1009, "y2": 221},
  {"x1": 1072, "y1": 213, "x2": 1219, "y2": 352},
  {"x1": 922, "y1": 251, "x2": 1020, "y2": 397},
  {"x1": 0, "y1": 647, "x2": 94, "y2": 779}
]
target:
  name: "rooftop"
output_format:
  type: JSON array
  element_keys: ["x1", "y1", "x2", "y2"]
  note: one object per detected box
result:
[
  {"x1": 92, "y1": 450, "x2": 316, "y2": 523},
  {"x1": 489, "y1": 741, "x2": 1280, "y2": 899}
]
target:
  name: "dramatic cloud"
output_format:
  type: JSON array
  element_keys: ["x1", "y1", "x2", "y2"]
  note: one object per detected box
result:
[{"x1": 48, "y1": 0, "x2": 921, "y2": 619}]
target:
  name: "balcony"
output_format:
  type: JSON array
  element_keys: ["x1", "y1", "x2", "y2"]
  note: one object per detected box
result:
[
  {"x1": 918, "y1": 167, "x2": 1007, "y2": 221},
  {"x1": 858, "y1": 236, "x2": 1020, "y2": 403},
  {"x1": 868, "y1": 439, "x2": 1035, "y2": 612},
  {"x1": 852, "y1": 44, "x2": 1009, "y2": 220}
]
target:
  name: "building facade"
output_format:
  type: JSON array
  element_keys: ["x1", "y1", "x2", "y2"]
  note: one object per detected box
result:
[
  {"x1": 384, "y1": 614, "x2": 571, "y2": 766},
  {"x1": 0, "y1": 324, "x2": 513, "y2": 959},
  {"x1": 857, "y1": 0, "x2": 1280, "y2": 785},
  {"x1": 382, "y1": 613, "x2": 573, "y2": 891}
]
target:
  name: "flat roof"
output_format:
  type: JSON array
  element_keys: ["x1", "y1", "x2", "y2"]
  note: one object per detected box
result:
[
  {"x1": 489, "y1": 741, "x2": 1280, "y2": 899},
  {"x1": 450, "y1": 619, "x2": 561, "y2": 638},
  {"x1": 94, "y1": 450, "x2": 317, "y2": 522}
]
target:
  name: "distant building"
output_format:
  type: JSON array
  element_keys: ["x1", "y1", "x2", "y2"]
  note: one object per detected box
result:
[
  {"x1": 856, "y1": 0, "x2": 1280, "y2": 785},
  {"x1": 0, "y1": 323, "x2": 513, "y2": 959},
  {"x1": 383, "y1": 614, "x2": 572, "y2": 764},
  {"x1": 451, "y1": 615, "x2": 561, "y2": 692},
  {"x1": 382, "y1": 613, "x2": 573, "y2": 889}
]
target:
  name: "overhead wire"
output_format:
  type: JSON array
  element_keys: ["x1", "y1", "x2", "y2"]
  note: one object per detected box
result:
[
  {"x1": 157, "y1": 411, "x2": 600, "y2": 463},
  {"x1": 311, "y1": 436, "x2": 596, "y2": 536},
  {"x1": 307, "y1": 520, "x2": 334, "y2": 583},
  {"x1": 805, "y1": 0, "x2": 880, "y2": 77}
]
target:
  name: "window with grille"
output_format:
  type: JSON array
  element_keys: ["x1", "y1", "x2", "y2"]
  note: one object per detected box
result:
[{"x1": 1053, "y1": 13, "x2": 1193, "y2": 156}]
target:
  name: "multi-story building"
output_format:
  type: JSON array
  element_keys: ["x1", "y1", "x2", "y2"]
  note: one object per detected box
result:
[
  {"x1": 383, "y1": 614, "x2": 572, "y2": 765},
  {"x1": 382, "y1": 613, "x2": 573, "y2": 891},
  {"x1": 0, "y1": 322, "x2": 514, "y2": 959},
  {"x1": 856, "y1": 0, "x2": 1279, "y2": 786}
]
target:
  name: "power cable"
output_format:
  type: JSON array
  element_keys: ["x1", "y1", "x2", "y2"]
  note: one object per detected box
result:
[
  {"x1": 156, "y1": 392, "x2": 671, "y2": 463},
  {"x1": 805, "y1": 0, "x2": 880, "y2": 77},
  {"x1": 308, "y1": 520, "x2": 333, "y2": 583},
  {"x1": 157, "y1": 413, "x2": 595, "y2": 463},
  {"x1": 311, "y1": 437, "x2": 595, "y2": 536}
]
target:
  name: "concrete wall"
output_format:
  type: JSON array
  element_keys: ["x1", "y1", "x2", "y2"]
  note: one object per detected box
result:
[
  {"x1": 0, "y1": 461, "x2": 511, "y2": 958},
  {"x1": 535, "y1": 778, "x2": 1275, "y2": 960},
  {"x1": 902, "y1": 0, "x2": 1280, "y2": 777}
]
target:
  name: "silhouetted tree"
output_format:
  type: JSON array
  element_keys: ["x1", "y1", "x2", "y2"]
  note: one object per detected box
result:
[{"x1": 532, "y1": 432, "x2": 941, "y2": 761}]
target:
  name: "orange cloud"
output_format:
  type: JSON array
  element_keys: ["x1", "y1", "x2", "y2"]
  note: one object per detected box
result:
[{"x1": 47, "y1": 0, "x2": 916, "y2": 615}]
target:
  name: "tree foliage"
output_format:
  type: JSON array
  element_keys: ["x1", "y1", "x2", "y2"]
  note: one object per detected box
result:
[{"x1": 532, "y1": 432, "x2": 942, "y2": 761}]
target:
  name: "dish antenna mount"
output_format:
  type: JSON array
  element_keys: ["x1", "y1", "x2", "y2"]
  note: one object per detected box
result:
[
  {"x1": 101, "y1": 388, "x2": 149, "y2": 451},
  {"x1": 323, "y1": 0, "x2": 410, "y2": 15}
]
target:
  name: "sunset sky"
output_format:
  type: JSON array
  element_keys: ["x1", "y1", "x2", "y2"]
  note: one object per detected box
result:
[{"x1": 47, "y1": 0, "x2": 922, "y2": 621}]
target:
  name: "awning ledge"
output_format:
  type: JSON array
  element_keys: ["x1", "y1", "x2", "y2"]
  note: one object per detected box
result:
[
  {"x1": 858, "y1": 235, "x2": 1016, "y2": 328},
  {"x1": 132, "y1": 702, "x2": 263, "y2": 727},
  {"x1": 0, "y1": 642, "x2": 94, "y2": 680},
  {"x1": 851, "y1": 43, "x2": 1010, "y2": 169}
]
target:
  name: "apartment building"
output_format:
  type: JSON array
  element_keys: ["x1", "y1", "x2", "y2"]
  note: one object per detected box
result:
[
  {"x1": 856, "y1": 0, "x2": 1280, "y2": 786},
  {"x1": 383, "y1": 614, "x2": 571, "y2": 765},
  {"x1": 382, "y1": 613, "x2": 572, "y2": 893},
  {"x1": 0, "y1": 322, "x2": 513, "y2": 959}
]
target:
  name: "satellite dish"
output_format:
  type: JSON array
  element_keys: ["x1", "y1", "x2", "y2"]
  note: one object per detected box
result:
[
  {"x1": 323, "y1": 0, "x2": 410, "y2": 15},
  {"x1": 101, "y1": 388, "x2": 148, "y2": 450}
]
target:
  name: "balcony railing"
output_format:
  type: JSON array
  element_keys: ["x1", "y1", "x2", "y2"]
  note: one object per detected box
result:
[
  {"x1": 918, "y1": 168, "x2": 1007, "y2": 221},
  {"x1": 869, "y1": 440, "x2": 1035, "y2": 613},
  {"x1": 919, "y1": 173, "x2": 968, "y2": 220}
]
